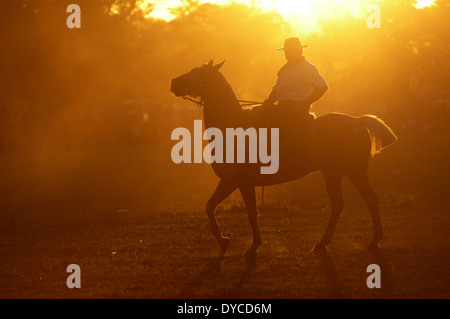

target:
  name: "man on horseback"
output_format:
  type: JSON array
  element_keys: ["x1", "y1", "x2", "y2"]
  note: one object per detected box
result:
[
  {"x1": 171, "y1": 58, "x2": 397, "y2": 258},
  {"x1": 264, "y1": 37, "x2": 328, "y2": 113},
  {"x1": 263, "y1": 37, "x2": 328, "y2": 167}
]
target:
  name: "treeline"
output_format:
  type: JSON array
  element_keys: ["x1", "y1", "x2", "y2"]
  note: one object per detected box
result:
[{"x1": 0, "y1": 0, "x2": 448, "y2": 152}]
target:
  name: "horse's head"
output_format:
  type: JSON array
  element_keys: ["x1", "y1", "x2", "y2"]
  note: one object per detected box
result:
[{"x1": 171, "y1": 60, "x2": 225, "y2": 99}]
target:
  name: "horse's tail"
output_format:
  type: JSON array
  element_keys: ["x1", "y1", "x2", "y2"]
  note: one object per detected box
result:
[{"x1": 360, "y1": 115, "x2": 398, "y2": 157}]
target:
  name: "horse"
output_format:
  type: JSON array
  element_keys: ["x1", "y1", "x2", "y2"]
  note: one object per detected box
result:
[{"x1": 170, "y1": 60, "x2": 397, "y2": 263}]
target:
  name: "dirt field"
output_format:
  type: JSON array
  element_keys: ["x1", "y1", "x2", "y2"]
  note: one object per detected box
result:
[{"x1": 0, "y1": 130, "x2": 449, "y2": 299}]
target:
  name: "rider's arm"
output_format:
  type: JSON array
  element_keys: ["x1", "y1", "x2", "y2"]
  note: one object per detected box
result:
[
  {"x1": 304, "y1": 85, "x2": 328, "y2": 105},
  {"x1": 304, "y1": 64, "x2": 328, "y2": 105},
  {"x1": 265, "y1": 89, "x2": 278, "y2": 104}
]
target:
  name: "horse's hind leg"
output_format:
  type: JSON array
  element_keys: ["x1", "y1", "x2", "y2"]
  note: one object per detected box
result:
[
  {"x1": 346, "y1": 170, "x2": 382, "y2": 250},
  {"x1": 239, "y1": 185, "x2": 262, "y2": 264},
  {"x1": 206, "y1": 179, "x2": 237, "y2": 254},
  {"x1": 314, "y1": 170, "x2": 344, "y2": 252}
]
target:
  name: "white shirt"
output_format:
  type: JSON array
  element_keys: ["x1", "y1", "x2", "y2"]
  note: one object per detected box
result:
[{"x1": 273, "y1": 59, "x2": 328, "y2": 102}]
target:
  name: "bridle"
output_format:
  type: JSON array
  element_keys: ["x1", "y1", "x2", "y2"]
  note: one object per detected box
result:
[
  {"x1": 179, "y1": 68, "x2": 263, "y2": 108},
  {"x1": 182, "y1": 96, "x2": 204, "y2": 108}
]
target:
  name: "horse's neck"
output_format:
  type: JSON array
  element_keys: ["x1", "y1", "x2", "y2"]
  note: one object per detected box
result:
[{"x1": 203, "y1": 73, "x2": 243, "y2": 129}]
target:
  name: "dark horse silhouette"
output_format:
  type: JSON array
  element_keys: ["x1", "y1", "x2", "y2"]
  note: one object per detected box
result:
[{"x1": 171, "y1": 60, "x2": 397, "y2": 262}]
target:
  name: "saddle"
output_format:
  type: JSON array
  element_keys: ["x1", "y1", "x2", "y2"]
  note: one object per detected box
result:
[
  {"x1": 244, "y1": 102, "x2": 315, "y2": 142},
  {"x1": 244, "y1": 102, "x2": 317, "y2": 171}
]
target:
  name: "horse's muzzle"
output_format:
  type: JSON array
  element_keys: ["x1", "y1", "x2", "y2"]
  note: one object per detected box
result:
[{"x1": 170, "y1": 79, "x2": 184, "y2": 97}]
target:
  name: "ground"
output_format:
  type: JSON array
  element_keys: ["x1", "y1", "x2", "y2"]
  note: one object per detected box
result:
[{"x1": 0, "y1": 130, "x2": 449, "y2": 298}]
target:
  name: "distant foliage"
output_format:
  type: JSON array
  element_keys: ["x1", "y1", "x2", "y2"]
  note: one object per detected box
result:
[{"x1": 0, "y1": 0, "x2": 448, "y2": 152}]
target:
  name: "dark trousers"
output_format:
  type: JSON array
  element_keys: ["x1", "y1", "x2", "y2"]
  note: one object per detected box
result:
[{"x1": 275, "y1": 100, "x2": 316, "y2": 166}]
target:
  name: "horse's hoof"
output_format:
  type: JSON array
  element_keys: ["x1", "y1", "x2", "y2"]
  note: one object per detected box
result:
[
  {"x1": 218, "y1": 237, "x2": 230, "y2": 254},
  {"x1": 312, "y1": 243, "x2": 328, "y2": 253},
  {"x1": 245, "y1": 249, "x2": 258, "y2": 268}
]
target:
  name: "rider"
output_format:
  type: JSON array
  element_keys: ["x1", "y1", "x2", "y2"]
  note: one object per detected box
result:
[
  {"x1": 264, "y1": 37, "x2": 328, "y2": 115},
  {"x1": 264, "y1": 37, "x2": 328, "y2": 164}
]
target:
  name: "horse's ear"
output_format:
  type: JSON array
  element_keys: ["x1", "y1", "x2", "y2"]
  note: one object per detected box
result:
[
  {"x1": 206, "y1": 60, "x2": 213, "y2": 67},
  {"x1": 214, "y1": 60, "x2": 225, "y2": 71}
]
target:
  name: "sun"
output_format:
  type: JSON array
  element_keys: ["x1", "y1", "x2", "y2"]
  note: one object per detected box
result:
[
  {"x1": 134, "y1": 0, "x2": 368, "y2": 34},
  {"x1": 271, "y1": 0, "x2": 312, "y2": 16},
  {"x1": 129, "y1": 0, "x2": 438, "y2": 33},
  {"x1": 414, "y1": 0, "x2": 436, "y2": 9}
]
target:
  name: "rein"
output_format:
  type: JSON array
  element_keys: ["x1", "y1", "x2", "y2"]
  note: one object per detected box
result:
[
  {"x1": 238, "y1": 100, "x2": 264, "y2": 107},
  {"x1": 182, "y1": 96, "x2": 263, "y2": 108},
  {"x1": 182, "y1": 96, "x2": 204, "y2": 107}
]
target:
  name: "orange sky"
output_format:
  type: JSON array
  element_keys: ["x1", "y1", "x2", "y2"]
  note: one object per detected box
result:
[{"x1": 125, "y1": 0, "x2": 437, "y2": 33}]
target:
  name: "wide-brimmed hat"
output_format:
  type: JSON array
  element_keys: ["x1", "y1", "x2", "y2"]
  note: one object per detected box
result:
[{"x1": 277, "y1": 37, "x2": 309, "y2": 51}]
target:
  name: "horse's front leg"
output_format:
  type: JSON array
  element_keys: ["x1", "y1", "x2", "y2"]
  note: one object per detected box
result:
[
  {"x1": 239, "y1": 185, "x2": 262, "y2": 265},
  {"x1": 206, "y1": 180, "x2": 237, "y2": 254}
]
